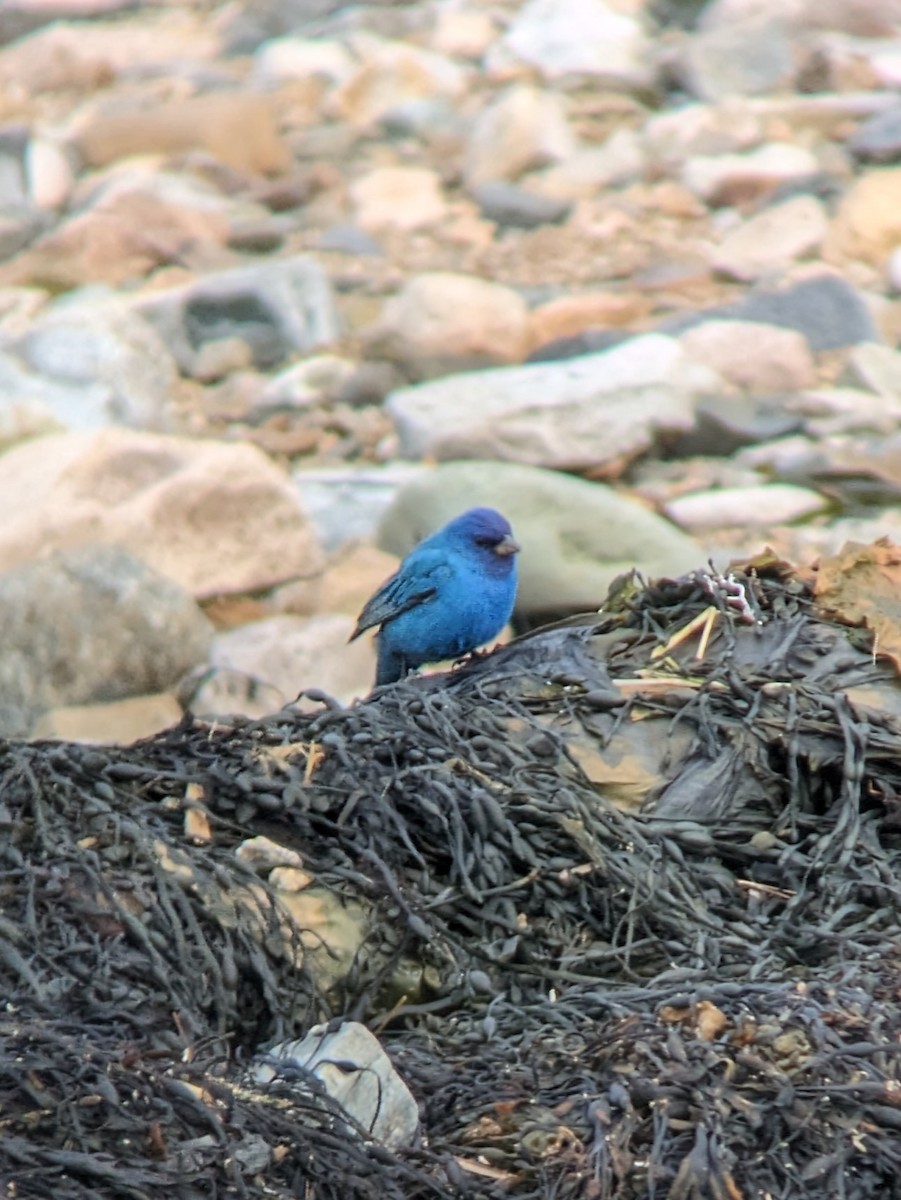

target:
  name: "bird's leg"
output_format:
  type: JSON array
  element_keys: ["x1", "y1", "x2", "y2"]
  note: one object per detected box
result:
[{"x1": 451, "y1": 648, "x2": 492, "y2": 671}]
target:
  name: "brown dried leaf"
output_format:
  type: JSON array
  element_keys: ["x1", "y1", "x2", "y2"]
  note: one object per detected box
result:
[{"x1": 811, "y1": 538, "x2": 901, "y2": 672}]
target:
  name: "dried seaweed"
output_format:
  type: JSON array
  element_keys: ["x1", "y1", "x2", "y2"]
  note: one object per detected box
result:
[{"x1": 2, "y1": 563, "x2": 901, "y2": 1198}]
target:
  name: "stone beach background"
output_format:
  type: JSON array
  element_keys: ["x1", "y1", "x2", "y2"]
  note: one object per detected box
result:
[{"x1": 4, "y1": 0, "x2": 901, "y2": 740}]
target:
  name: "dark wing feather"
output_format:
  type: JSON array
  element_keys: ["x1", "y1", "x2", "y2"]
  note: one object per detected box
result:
[{"x1": 349, "y1": 550, "x2": 452, "y2": 641}]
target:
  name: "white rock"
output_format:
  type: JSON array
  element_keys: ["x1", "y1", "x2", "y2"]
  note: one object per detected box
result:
[
  {"x1": 25, "y1": 137, "x2": 74, "y2": 210},
  {"x1": 253, "y1": 36, "x2": 354, "y2": 85},
  {"x1": 682, "y1": 142, "x2": 818, "y2": 204},
  {"x1": 679, "y1": 320, "x2": 817, "y2": 392},
  {"x1": 665, "y1": 484, "x2": 828, "y2": 531},
  {"x1": 386, "y1": 334, "x2": 722, "y2": 470},
  {"x1": 494, "y1": 0, "x2": 652, "y2": 87}
]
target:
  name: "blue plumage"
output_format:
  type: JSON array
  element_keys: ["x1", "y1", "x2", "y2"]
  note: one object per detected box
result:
[{"x1": 351, "y1": 507, "x2": 520, "y2": 686}]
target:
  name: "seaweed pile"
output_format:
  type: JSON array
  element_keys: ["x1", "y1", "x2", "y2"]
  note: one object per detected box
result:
[{"x1": 2, "y1": 549, "x2": 901, "y2": 1199}]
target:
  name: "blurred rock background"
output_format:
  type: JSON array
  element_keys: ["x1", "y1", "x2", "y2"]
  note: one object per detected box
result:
[{"x1": 4, "y1": 0, "x2": 901, "y2": 739}]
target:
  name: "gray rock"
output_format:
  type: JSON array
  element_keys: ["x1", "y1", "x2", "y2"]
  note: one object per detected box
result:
[
  {"x1": 11, "y1": 297, "x2": 178, "y2": 432},
  {"x1": 134, "y1": 256, "x2": 340, "y2": 379},
  {"x1": 378, "y1": 461, "x2": 701, "y2": 619},
  {"x1": 471, "y1": 181, "x2": 572, "y2": 229},
  {"x1": 0, "y1": 545, "x2": 212, "y2": 738},
  {"x1": 254, "y1": 1022, "x2": 419, "y2": 1149},
  {"x1": 293, "y1": 462, "x2": 428, "y2": 552},
  {"x1": 662, "y1": 275, "x2": 879, "y2": 351},
  {"x1": 386, "y1": 333, "x2": 721, "y2": 471},
  {"x1": 847, "y1": 104, "x2": 901, "y2": 163},
  {"x1": 0, "y1": 0, "x2": 137, "y2": 46},
  {"x1": 316, "y1": 224, "x2": 383, "y2": 255},
  {"x1": 0, "y1": 125, "x2": 28, "y2": 208},
  {"x1": 219, "y1": 0, "x2": 351, "y2": 53},
  {"x1": 678, "y1": 19, "x2": 796, "y2": 101}
]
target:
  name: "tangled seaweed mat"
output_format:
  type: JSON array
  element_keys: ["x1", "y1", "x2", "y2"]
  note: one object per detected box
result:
[{"x1": 3, "y1": 542, "x2": 901, "y2": 1199}]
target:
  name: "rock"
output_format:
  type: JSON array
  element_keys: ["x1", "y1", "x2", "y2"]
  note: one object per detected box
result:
[
  {"x1": 256, "y1": 355, "x2": 356, "y2": 415},
  {"x1": 0, "y1": 429, "x2": 324, "y2": 599},
  {"x1": 699, "y1": 0, "x2": 901, "y2": 38},
  {"x1": 0, "y1": 0, "x2": 141, "y2": 46},
  {"x1": 316, "y1": 224, "x2": 382, "y2": 256},
  {"x1": 844, "y1": 342, "x2": 901, "y2": 398},
  {"x1": 791, "y1": 387, "x2": 901, "y2": 437},
  {"x1": 529, "y1": 292, "x2": 649, "y2": 348},
  {"x1": 675, "y1": 393, "x2": 802, "y2": 455},
  {"x1": 493, "y1": 0, "x2": 653, "y2": 88},
  {"x1": 378, "y1": 461, "x2": 701, "y2": 620},
  {"x1": 464, "y1": 85, "x2": 576, "y2": 188},
  {"x1": 293, "y1": 462, "x2": 428, "y2": 552},
  {"x1": 0, "y1": 545, "x2": 211, "y2": 738},
  {"x1": 191, "y1": 614, "x2": 375, "y2": 717},
  {"x1": 134, "y1": 255, "x2": 340, "y2": 377},
  {"x1": 7, "y1": 295, "x2": 178, "y2": 432},
  {"x1": 253, "y1": 1022, "x2": 419, "y2": 1149},
  {"x1": 333, "y1": 35, "x2": 466, "y2": 129},
  {"x1": 683, "y1": 143, "x2": 819, "y2": 206},
  {"x1": 0, "y1": 126, "x2": 28, "y2": 208},
  {"x1": 350, "y1": 167, "x2": 447, "y2": 233},
  {"x1": 76, "y1": 92, "x2": 292, "y2": 176},
  {"x1": 386, "y1": 333, "x2": 721, "y2": 471},
  {"x1": 665, "y1": 484, "x2": 828, "y2": 532},
  {"x1": 664, "y1": 274, "x2": 879, "y2": 351},
  {"x1": 531, "y1": 130, "x2": 646, "y2": 200},
  {"x1": 253, "y1": 36, "x2": 354, "y2": 85},
  {"x1": 366, "y1": 272, "x2": 531, "y2": 381},
  {"x1": 315, "y1": 543, "x2": 401, "y2": 619},
  {"x1": 32, "y1": 693, "x2": 183, "y2": 744},
  {"x1": 219, "y1": 0, "x2": 349, "y2": 52},
  {"x1": 847, "y1": 104, "x2": 901, "y2": 163},
  {"x1": 679, "y1": 320, "x2": 817, "y2": 392},
  {"x1": 0, "y1": 168, "x2": 241, "y2": 290},
  {"x1": 26, "y1": 137, "x2": 74, "y2": 211},
  {"x1": 712, "y1": 195, "x2": 829, "y2": 281},
  {"x1": 825, "y1": 168, "x2": 901, "y2": 266},
  {"x1": 678, "y1": 18, "x2": 797, "y2": 101},
  {"x1": 431, "y1": 7, "x2": 497, "y2": 59},
  {"x1": 471, "y1": 181, "x2": 571, "y2": 229},
  {"x1": 0, "y1": 16, "x2": 218, "y2": 89}
]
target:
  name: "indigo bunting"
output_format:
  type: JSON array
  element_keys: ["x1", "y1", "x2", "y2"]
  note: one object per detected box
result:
[{"x1": 351, "y1": 507, "x2": 520, "y2": 686}]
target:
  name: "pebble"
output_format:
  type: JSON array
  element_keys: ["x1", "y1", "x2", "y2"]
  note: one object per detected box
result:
[
  {"x1": 350, "y1": 167, "x2": 448, "y2": 233},
  {"x1": 494, "y1": 0, "x2": 652, "y2": 88},
  {"x1": 678, "y1": 18, "x2": 797, "y2": 102},
  {"x1": 366, "y1": 271, "x2": 531, "y2": 381},
  {"x1": 711, "y1": 195, "x2": 829, "y2": 281},
  {"x1": 32, "y1": 692, "x2": 183, "y2": 745},
  {"x1": 134, "y1": 255, "x2": 340, "y2": 378},
  {"x1": 471, "y1": 182, "x2": 571, "y2": 230},
  {"x1": 679, "y1": 320, "x2": 817, "y2": 393},
  {"x1": 847, "y1": 103, "x2": 901, "y2": 163},
  {"x1": 665, "y1": 484, "x2": 829, "y2": 532},
  {"x1": 293, "y1": 462, "x2": 427, "y2": 553},
  {"x1": 825, "y1": 167, "x2": 901, "y2": 266},
  {"x1": 464, "y1": 85, "x2": 575, "y2": 189},
  {"x1": 682, "y1": 142, "x2": 819, "y2": 206}
]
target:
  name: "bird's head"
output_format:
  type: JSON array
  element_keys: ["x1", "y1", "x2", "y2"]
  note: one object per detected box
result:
[{"x1": 445, "y1": 507, "x2": 520, "y2": 566}]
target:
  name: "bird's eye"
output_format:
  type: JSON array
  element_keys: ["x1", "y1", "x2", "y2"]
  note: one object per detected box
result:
[{"x1": 474, "y1": 535, "x2": 497, "y2": 548}]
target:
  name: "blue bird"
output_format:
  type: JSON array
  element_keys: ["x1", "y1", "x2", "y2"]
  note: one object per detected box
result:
[{"x1": 350, "y1": 507, "x2": 520, "y2": 687}]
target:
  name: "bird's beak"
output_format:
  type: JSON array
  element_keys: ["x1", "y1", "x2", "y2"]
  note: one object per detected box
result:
[{"x1": 493, "y1": 534, "x2": 520, "y2": 557}]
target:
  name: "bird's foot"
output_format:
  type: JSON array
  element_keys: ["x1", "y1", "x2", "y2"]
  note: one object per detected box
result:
[{"x1": 451, "y1": 648, "x2": 491, "y2": 672}]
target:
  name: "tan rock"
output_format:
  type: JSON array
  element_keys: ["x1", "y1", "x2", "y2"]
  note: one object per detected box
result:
[
  {"x1": 76, "y1": 92, "x2": 292, "y2": 175},
  {"x1": 25, "y1": 138, "x2": 74, "y2": 210},
  {"x1": 0, "y1": 174, "x2": 233, "y2": 289},
  {"x1": 529, "y1": 292, "x2": 649, "y2": 345},
  {"x1": 0, "y1": 429, "x2": 324, "y2": 598},
  {"x1": 680, "y1": 320, "x2": 817, "y2": 392},
  {"x1": 193, "y1": 613, "x2": 376, "y2": 717},
  {"x1": 316, "y1": 543, "x2": 400, "y2": 618},
  {"x1": 366, "y1": 271, "x2": 531, "y2": 380},
  {"x1": 333, "y1": 35, "x2": 466, "y2": 128},
  {"x1": 712, "y1": 195, "x2": 829, "y2": 281},
  {"x1": 0, "y1": 17, "x2": 218, "y2": 93},
  {"x1": 431, "y1": 8, "x2": 497, "y2": 59},
  {"x1": 32, "y1": 693, "x2": 183, "y2": 744},
  {"x1": 465, "y1": 85, "x2": 576, "y2": 188},
  {"x1": 825, "y1": 168, "x2": 901, "y2": 267},
  {"x1": 350, "y1": 167, "x2": 447, "y2": 232}
]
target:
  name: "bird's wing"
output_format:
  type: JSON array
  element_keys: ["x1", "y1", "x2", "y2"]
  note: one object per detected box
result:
[{"x1": 349, "y1": 550, "x2": 453, "y2": 640}]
